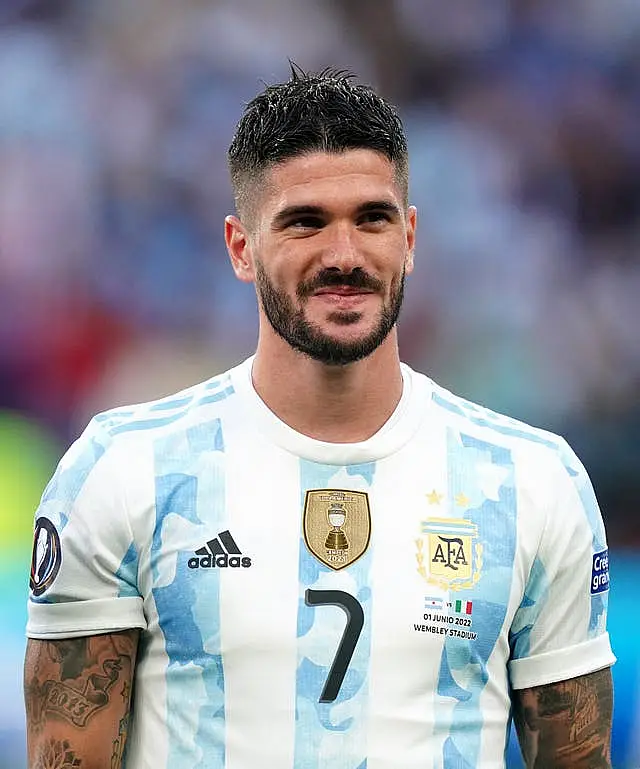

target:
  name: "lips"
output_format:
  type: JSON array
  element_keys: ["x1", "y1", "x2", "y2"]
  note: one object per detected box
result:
[
  {"x1": 313, "y1": 287, "x2": 374, "y2": 296},
  {"x1": 311, "y1": 288, "x2": 374, "y2": 310}
]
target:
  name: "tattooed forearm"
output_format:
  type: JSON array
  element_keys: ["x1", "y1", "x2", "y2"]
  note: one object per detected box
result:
[
  {"x1": 25, "y1": 630, "x2": 138, "y2": 769},
  {"x1": 25, "y1": 634, "x2": 136, "y2": 732},
  {"x1": 513, "y1": 667, "x2": 614, "y2": 768}
]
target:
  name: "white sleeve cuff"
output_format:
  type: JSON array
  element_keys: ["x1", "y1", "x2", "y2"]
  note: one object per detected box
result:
[
  {"x1": 27, "y1": 596, "x2": 147, "y2": 639},
  {"x1": 509, "y1": 633, "x2": 616, "y2": 690}
]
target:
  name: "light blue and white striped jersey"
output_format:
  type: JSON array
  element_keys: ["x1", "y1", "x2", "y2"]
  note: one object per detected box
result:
[{"x1": 27, "y1": 357, "x2": 615, "y2": 768}]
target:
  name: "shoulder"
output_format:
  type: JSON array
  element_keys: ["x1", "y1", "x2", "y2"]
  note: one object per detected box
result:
[
  {"x1": 42, "y1": 362, "x2": 246, "y2": 506},
  {"x1": 417, "y1": 371, "x2": 585, "y2": 482},
  {"x1": 91, "y1": 366, "x2": 238, "y2": 443},
  {"x1": 416, "y1": 374, "x2": 604, "y2": 542}
]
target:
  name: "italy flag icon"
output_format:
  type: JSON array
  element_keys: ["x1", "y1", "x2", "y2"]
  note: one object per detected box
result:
[{"x1": 453, "y1": 599, "x2": 473, "y2": 615}]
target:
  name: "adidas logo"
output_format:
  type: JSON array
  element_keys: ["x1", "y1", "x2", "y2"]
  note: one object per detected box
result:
[{"x1": 187, "y1": 530, "x2": 252, "y2": 569}]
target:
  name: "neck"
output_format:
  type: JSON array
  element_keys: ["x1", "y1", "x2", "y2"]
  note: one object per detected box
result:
[{"x1": 251, "y1": 330, "x2": 404, "y2": 443}]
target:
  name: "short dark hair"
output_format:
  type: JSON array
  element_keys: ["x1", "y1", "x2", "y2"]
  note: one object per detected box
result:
[{"x1": 228, "y1": 64, "x2": 409, "y2": 220}]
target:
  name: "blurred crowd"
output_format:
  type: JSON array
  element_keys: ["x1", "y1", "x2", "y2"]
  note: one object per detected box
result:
[{"x1": 0, "y1": 0, "x2": 638, "y2": 544}]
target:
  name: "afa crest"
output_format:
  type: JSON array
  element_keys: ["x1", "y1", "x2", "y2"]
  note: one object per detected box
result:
[
  {"x1": 416, "y1": 517, "x2": 483, "y2": 590},
  {"x1": 303, "y1": 489, "x2": 371, "y2": 571}
]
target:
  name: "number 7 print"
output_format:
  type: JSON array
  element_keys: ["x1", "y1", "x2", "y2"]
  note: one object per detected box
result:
[{"x1": 305, "y1": 589, "x2": 365, "y2": 703}]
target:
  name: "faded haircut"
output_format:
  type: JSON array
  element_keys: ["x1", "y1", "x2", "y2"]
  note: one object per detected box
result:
[{"x1": 227, "y1": 63, "x2": 409, "y2": 222}]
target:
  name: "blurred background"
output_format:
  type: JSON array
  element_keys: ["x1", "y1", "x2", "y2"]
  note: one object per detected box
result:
[{"x1": 0, "y1": 0, "x2": 638, "y2": 766}]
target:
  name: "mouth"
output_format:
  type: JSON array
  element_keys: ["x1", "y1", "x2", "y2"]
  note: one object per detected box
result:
[
  {"x1": 311, "y1": 287, "x2": 375, "y2": 311},
  {"x1": 313, "y1": 287, "x2": 375, "y2": 297}
]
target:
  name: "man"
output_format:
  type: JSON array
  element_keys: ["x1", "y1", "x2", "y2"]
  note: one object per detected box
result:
[{"x1": 25, "y1": 66, "x2": 615, "y2": 768}]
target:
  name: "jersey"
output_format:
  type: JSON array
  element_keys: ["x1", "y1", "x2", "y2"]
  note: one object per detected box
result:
[{"x1": 27, "y1": 357, "x2": 615, "y2": 769}]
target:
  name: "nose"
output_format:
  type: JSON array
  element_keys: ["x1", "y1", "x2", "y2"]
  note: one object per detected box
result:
[{"x1": 320, "y1": 222, "x2": 364, "y2": 273}]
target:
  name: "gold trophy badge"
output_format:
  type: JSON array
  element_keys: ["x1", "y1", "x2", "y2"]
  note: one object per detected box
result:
[
  {"x1": 303, "y1": 489, "x2": 371, "y2": 571},
  {"x1": 324, "y1": 502, "x2": 349, "y2": 551}
]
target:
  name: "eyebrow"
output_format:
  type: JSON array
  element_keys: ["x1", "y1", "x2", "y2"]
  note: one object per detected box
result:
[
  {"x1": 271, "y1": 200, "x2": 402, "y2": 228},
  {"x1": 359, "y1": 200, "x2": 402, "y2": 217}
]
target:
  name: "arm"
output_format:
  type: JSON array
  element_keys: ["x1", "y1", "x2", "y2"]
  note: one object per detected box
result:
[
  {"x1": 24, "y1": 629, "x2": 139, "y2": 769},
  {"x1": 512, "y1": 667, "x2": 614, "y2": 769}
]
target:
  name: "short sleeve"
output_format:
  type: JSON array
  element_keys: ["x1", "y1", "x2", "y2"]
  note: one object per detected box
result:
[
  {"x1": 508, "y1": 439, "x2": 615, "y2": 690},
  {"x1": 26, "y1": 419, "x2": 147, "y2": 639}
]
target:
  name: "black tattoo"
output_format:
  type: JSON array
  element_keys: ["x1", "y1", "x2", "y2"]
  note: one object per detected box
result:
[
  {"x1": 25, "y1": 633, "x2": 137, "y2": 731},
  {"x1": 111, "y1": 713, "x2": 130, "y2": 769},
  {"x1": 40, "y1": 656, "x2": 123, "y2": 727},
  {"x1": 26, "y1": 631, "x2": 139, "y2": 769},
  {"x1": 513, "y1": 668, "x2": 613, "y2": 768},
  {"x1": 49, "y1": 639, "x2": 94, "y2": 681},
  {"x1": 33, "y1": 738, "x2": 82, "y2": 768}
]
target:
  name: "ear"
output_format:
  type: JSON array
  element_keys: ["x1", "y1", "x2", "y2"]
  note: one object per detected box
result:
[
  {"x1": 225, "y1": 215, "x2": 255, "y2": 283},
  {"x1": 404, "y1": 205, "x2": 417, "y2": 274}
]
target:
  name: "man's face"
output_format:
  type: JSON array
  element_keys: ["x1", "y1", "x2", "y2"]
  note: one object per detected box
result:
[{"x1": 226, "y1": 149, "x2": 416, "y2": 365}]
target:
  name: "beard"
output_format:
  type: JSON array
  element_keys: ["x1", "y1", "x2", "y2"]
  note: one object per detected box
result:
[{"x1": 254, "y1": 261, "x2": 405, "y2": 365}]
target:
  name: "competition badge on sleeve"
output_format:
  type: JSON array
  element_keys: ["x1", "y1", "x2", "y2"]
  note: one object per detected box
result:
[
  {"x1": 29, "y1": 517, "x2": 62, "y2": 596},
  {"x1": 303, "y1": 489, "x2": 371, "y2": 570}
]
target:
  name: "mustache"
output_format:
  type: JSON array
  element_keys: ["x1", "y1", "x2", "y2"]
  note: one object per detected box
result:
[{"x1": 297, "y1": 269, "x2": 384, "y2": 298}]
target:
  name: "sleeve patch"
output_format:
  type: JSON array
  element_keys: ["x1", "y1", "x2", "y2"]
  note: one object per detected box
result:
[
  {"x1": 591, "y1": 549, "x2": 610, "y2": 595},
  {"x1": 30, "y1": 517, "x2": 62, "y2": 597}
]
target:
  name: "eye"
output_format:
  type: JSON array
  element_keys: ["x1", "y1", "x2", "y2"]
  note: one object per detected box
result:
[
  {"x1": 358, "y1": 211, "x2": 391, "y2": 227},
  {"x1": 289, "y1": 216, "x2": 324, "y2": 230}
]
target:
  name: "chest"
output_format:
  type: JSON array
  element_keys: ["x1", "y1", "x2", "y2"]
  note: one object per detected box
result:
[{"x1": 137, "y1": 448, "x2": 526, "y2": 687}]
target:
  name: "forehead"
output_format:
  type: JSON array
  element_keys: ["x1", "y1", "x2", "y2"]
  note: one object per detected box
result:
[{"x1": 258, "y1": 149, "x2": 403, "y2": 217}]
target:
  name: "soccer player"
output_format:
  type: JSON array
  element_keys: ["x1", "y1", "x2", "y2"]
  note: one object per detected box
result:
[{"x1": 24, "y1": 66, "x2": 615, "y2": 768}]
